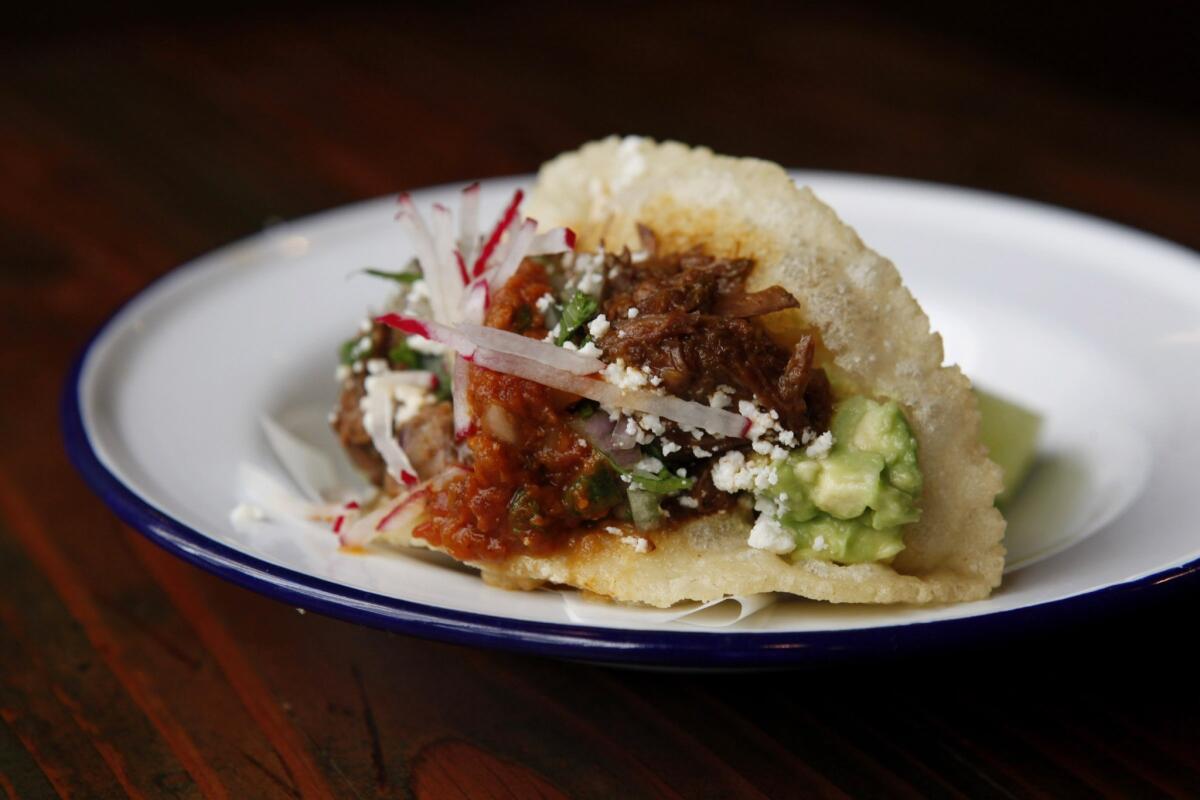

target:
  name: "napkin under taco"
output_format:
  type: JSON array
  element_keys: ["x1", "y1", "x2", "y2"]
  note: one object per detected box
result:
[{"x1": 330, "y1": 137, "x2": 1006, "y2": 606}]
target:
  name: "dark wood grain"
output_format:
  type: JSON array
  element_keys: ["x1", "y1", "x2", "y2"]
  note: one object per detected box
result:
[{"x1": 2, "y1": 4, "x2": 1198, "y2": 797}]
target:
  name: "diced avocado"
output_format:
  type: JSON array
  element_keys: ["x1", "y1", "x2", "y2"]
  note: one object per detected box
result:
[
  {"x1": 835, "y1": 395, "x2": 922, "y2": 494},
  {"x1": 809, "y1": 450, "x2": 885, "y2": 519},
  {"x1": 761, "y1": 395, "x2": 922, "y2": 565},
  {"x1": 975, "y1": 389, "x2": 1042, "y2": 503},
  {"x1": 869, "y1": 484, "x2": 922, "y2": 530},
  {"x1": 790, "y1": 516, "x2": 906, "y2": 564}
]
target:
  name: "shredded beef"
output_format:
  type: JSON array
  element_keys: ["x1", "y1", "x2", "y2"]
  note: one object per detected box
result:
[{"x1": 598, "y1": 247, "x2": 831, "y2": 437}]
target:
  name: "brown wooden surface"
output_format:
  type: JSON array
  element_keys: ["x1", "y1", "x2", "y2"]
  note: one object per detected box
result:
[{"x1": 3, "y1": 4, "x2": 1199, "y2": 798}]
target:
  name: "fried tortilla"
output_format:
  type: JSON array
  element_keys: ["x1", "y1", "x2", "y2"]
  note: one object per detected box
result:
[{"x1": 354, "y1": 137, "x2": 1006, "y2": 606}]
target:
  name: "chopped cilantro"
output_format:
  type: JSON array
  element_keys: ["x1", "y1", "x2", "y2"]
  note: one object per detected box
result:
[
  {"x1": 362, "y1": 258, "x2": 422, "y2": 284},
  {"x1": 387, "y1": 338, "x2": 421, "y2": 370},
  {"x1": 554, "y1": 290, "x2": 599, "y2": 346},
  {"x1": 339, "y1": 335, "x2": 372, "y2": 365},
  {"x1": 627, "y1": 469, "x2": 694, "y2": 495}
]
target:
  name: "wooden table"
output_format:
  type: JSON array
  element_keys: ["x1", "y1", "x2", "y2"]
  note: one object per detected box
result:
[{"x1": 3, "y1": 5, "x2": 1198, "y2": 797}]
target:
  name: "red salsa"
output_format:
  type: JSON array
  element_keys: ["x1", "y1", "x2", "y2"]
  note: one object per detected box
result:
[{"x1": 415, "y1": 261, "x2": 627, "y2": 561}]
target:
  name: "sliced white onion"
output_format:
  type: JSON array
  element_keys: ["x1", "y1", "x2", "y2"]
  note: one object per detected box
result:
[
  {"x1": 456, "y1": 323, "x2": 602, "y2": 375},
  {"x1": 458, "y1": 182, "x2": 481, "y2": 266},
  {"x1": 527, "y1": 226, "x2": 576, "y2": 256},
  {"x1": 470, "y1": 349, "x2": 749, "y2": 438},
  {"x1": 452, "y1": 354, "x2": 473, "y2": 437}
]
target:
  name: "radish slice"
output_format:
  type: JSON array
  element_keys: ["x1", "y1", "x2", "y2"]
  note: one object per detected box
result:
[
  {"x1": 458, "y1": 182, "x2": 481, "y2": 266},
  {"x1": 456, "y1": 322, "x2": 602, "y2": 375},
  {"x1": 470, "y1": 349, "x2": 749, "y2": 438},
  {"x1": 489, "y1": 218, "x2": 538, "y2": 290},
  {"x1": 431, "y1": 203, "x2": 460, "y2": 311},
  {"x1": 380, "y1": 313, "x2": 748, "y2": 437},
  {"x1": 473, "y1": 189, "x2": 523, "y2": 277},
  {"x1": 396, "y1": 194, "x2": 450, "y2": 324},
  {"x1": 461, "y1": 280, "x2": 490, "y2": 325},
  {"x1": 375, "y1": 314, "x2": 478, "y2": 357},
  {"x1": 361, "y1": 370, "x2": 419, "y2": 486},
  {"x1": 528, "y1": 227, "x2": 577, "y2": 256},
  {"x1": 452, "y1": 354, "x2": 473, "y2": 438}
]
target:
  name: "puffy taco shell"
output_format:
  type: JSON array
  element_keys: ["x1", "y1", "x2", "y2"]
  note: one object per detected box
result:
[{"x1": 389, "y1": 137, "x2": 1006, "y2": 606}]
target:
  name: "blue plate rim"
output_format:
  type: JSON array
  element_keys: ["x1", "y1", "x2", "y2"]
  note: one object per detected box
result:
[{"x1": 59, "y1": 178, "x2": 1200, "y2": 667}]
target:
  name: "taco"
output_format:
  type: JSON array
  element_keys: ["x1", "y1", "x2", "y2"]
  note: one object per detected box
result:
[{"x1": 329, "y1": 137, "x2": 1006, "y2": 606}]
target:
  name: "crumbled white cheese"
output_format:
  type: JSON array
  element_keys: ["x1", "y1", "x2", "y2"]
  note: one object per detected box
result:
[
  {"x1": 602, "y1": 359, "x2": 650, "y2": 391},
  {"x1": 692, "y1": 446, "x2": 712, "y2": 458},
  {"x1": 648, "y1": 374, "x2": 662, "y2": 386},
  {"x1": 801, "y1": 428, "x2": 817, "y2": 446},
  {"x1": 711, "y1": 450, "x2": 776, "y2": 494},
  {"x1": 738, "y1": 399, "x2": 780, "y2": 441},
  {"x1": 660, "y1": 439, "x2": 681, "y2": 456},
  {"x1": 771, "y1": 445, "x2": 790, "y2": 462},
  {"x1": 778, "y1": 430, "x2": 797, "y2": 447},
  {"x1": 535, "y1": 292, "x2": 555, "y2": 313},
  {"x1": 544, "y1": 323, "x2": 561, "y2": 343},
  {"x1": 635, "y1": 456, "x2": 664, "y2": 474},
  {"x1": 587, "y1": 314, "x2": 610, "y2": 338},
  {"x1": 605, "y1": 526, "x2": 622, "y2": 535},
  {"x1": 748, "y1": 510, "x2": 796, "y2": 554},
  {"x1": 366, "y1": 358, "x2": 388, "y2": 376},
  {"x1": 561, "y1": 340, "x2": 578, "y2": 351},
  {"x1": 677, "y1": 496, "x2": 699, "y2": 509},
  {"x1": 752, "y1": 440, "x2": 773, "y2": 455},
  {"x1": 708, "y1": 390, "x2": 731, "y2": 409},
  {"x1": 626, "y1": 307, "x2": 639, "y2": 318},
  {"x1": 577, "y1": 341, "x2": 602, "y2": 358},
  {"x1": 675, "y1": 468, "x2": 688, "y2": 478},
  {"x1": 805, "y1": 431, "x2": 835, "y2": 459},
  {"x1": 637, "y1": 414, "x2": 666, "y2": 436},
  {"x1": 575, "y1": 267, "x2": 604, "y2": 295},
  {"x1": 812, "y1": 534, "x2": 827, "y2": 552}
]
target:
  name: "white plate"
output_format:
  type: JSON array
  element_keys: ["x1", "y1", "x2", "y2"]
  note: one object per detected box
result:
[{"x1": 64, "y1": 172, "x2": 1200, "y2": 666}]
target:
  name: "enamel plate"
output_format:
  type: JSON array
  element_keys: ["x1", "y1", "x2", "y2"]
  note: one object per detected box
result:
[{"x1": 63, "y1": 173, "x2": 1200, "y2": 667}]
